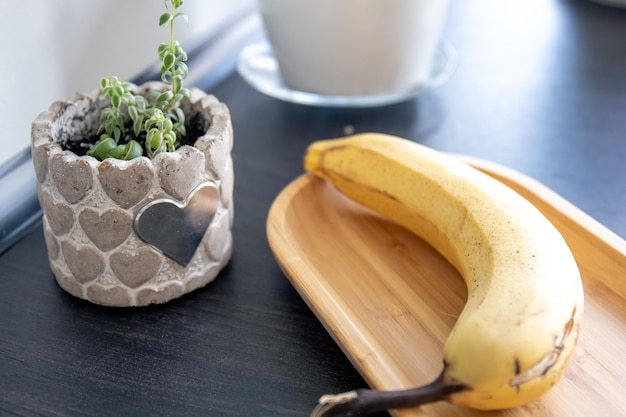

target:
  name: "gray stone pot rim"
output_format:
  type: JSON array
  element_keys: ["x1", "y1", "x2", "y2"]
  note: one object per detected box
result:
[{"x1": 33, "y1": 82, "x2": 230, "y2": 173}]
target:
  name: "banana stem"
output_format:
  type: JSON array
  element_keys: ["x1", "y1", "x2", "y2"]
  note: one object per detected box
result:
[{"x1": 310, "y1": 369, "x2": 466, "y2": 417}]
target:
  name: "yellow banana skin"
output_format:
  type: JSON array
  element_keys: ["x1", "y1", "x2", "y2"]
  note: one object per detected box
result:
[{"x1": 304, "y1": 133, "x2": 584, "y2": 412}]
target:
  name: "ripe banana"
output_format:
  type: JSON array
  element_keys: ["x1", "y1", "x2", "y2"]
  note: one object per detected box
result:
[{"x1": 303, "y1": 133, "x2": 584, "y2": 416}]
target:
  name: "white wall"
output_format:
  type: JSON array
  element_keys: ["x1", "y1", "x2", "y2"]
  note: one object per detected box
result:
[{"x1": 0, "y1": 0, "x2": 255, "y2": 167}]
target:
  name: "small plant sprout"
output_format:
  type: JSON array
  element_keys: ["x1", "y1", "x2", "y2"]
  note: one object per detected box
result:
[{"x1": 88, "y1": 0, "x2": 190, "y2": 161}]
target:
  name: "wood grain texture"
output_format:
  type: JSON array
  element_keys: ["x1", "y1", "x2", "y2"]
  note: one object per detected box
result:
[{"x1": 266, "y1": 158, "x2": 626, "y2": 417}]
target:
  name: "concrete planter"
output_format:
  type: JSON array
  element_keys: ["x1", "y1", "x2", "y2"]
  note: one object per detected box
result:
[{"x1": 31, "y1": 82, "x2": 234, "y2": 307}]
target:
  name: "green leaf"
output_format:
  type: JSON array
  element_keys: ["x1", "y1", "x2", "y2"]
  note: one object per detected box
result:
[
  {"x1": 111, "y1": 95, "x2": 122, "y2": 109},
  {"x1": 160, "y1": 66, "x2": 172, "y2": 82},
  {"x1": 100, "y1": 107, "x2": 113, "y2": 118},
  {"x1": 173, "y1": 13, "x2": 189, "y2": 26},
  {"x1": 159, "y1": 12, "x2": 172, "y2": 26},
  {"x1": 165, "y1": 132, "x2": 177, "y2": 150},
  {"x1": 171, "y1": 75, "x2": 182, "y2": 93},
  {"x1": 87, "y1": 137, "x2": 117, "y2": 160},
  {"x1": 175, "y1": 107, "x2": 185, "y2": 124},
  {"x1": 128, "y1": 105, "x2": 138, "y2": 121},
  {"x1": 148, "y1": 131, "x2": 163, "y2": 150},
  {"x1": 176, "y1": 62, "x2": 188, "y2": 78},
  {"x1": 135, "y1": 96, "x2": 147, "y2": 111},
  {"x1": 109, "y1": 145, "x2": 126, "y2": 160},
  {"x1": 122, "y1": 141, "x2": 143, "y2": 160},
  {"x1": 133, "y1": 116, "x2": 145, "y2": 137},
  {"x1": 103, "y1": 120, "x2": 113, "y2": 134},
  {"x1": 163, "y1": 52, "x2": 175, "y2": 70},
  {"x1": 157, "y1": 43, "x2": 169, "y2": 59},
  {"x1": 123, "y1": 93, "x2": 135, "y2": 105},
  {"x1": 156, "y1": 91, "x2": 174, "y2": 105},
  {"x1": 112, "y1": 126, "x2": 122, "y2": 141}
]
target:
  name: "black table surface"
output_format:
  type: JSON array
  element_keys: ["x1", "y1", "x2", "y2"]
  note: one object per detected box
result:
[{"x1": 2, "y1": 1, "x2": 625, "y2": 416}]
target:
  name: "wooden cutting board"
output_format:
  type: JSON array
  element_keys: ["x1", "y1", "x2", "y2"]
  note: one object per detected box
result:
[{"x1": 266, "y1": 156, "x2": 626, "y2": 417}]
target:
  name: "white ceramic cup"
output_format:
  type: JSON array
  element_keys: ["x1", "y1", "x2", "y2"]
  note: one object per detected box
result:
[{"x1": 257, "y1": 0, "x2": 450, "y2": 96}]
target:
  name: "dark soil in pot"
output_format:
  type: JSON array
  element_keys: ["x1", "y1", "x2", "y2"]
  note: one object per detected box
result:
[{"x1": 61, "y1": 112, "x2": 210, "y2": 157}]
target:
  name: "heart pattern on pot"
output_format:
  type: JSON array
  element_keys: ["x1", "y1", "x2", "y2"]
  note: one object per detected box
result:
[
  {"x1": 134, "y1": 182, "x2": 220, "y2": 266},
  {"x1": 50, "y1": 154, "x2": 93, "y2": 204},
  {"x1": 98, "y1": 159, "x2": 154, "y2": 209},
  {"x1": 41, "y1": 191, "x2": 75, "y2": 235},
  {"x1": 79, "y1": 208, "x2": 132, "y2": 251},
  {"x1": 61, "y1": 241, "x2": 105, "y2": 284},
  {"x1": 110, "y1": 248, "x2": 163, "y2": 288}
]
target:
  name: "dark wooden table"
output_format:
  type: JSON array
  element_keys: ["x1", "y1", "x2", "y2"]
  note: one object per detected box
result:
[{"x1": 1, "y1": 1, "x2": 625, "y2": 416}]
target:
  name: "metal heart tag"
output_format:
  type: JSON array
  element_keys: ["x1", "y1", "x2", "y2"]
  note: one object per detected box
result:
[{"x1": 134, "y1": 182, "x2": 220, "y2": 266}]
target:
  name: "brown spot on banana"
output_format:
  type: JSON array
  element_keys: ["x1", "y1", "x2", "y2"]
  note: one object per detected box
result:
[{"x1": 509, "y1": 307, "x2": 578, "y2": 389}]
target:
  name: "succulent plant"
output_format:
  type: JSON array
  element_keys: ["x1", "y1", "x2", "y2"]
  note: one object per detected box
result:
[{"x1": 88, "y1": 0, "x2": 190, "y2": 161}]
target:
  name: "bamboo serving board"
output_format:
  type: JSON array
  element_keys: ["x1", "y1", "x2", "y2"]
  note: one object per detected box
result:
[{"x1": 266, "y1": 156, "x2": 626, "y2": 417}]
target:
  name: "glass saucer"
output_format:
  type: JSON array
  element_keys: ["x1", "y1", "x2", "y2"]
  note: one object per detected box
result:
[{"x1": 236, "y1": 41, "x2": 458, "y2": 108}]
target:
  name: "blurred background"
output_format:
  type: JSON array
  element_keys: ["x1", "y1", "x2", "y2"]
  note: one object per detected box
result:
[{"x1": 0, "y1": 0, "x2": 254, "y2": 167}]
